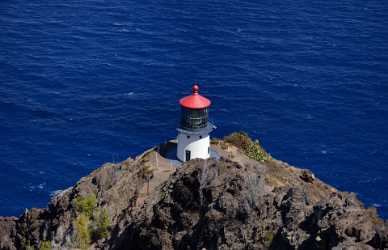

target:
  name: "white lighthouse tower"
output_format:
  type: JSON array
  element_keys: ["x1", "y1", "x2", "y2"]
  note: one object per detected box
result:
[{"x1": 177, "y1": 84, "x2": 215, "y2": 162}]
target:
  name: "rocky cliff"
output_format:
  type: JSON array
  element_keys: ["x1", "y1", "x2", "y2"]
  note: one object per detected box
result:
[{"x1": 0, "y1": 133, "x2": 387, "y2": 250}]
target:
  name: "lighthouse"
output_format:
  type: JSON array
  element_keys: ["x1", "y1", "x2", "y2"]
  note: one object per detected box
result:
[{"x1": 177, "y1": 84, "x2": 215, "y2": 162}]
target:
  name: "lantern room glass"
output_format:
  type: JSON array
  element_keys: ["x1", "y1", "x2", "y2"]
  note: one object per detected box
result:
[{"x1": 180, "y1": 107, "x2": 208, "y2": 130}]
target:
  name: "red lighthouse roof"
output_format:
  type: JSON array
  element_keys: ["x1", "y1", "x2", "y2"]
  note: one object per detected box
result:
[{"x1": 179, "y1": 84, "x2": 211, "y2": 109}]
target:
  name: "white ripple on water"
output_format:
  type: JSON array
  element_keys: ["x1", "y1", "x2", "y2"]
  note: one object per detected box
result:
[
  {"x1": 27, "y1": 182, "x2": 46, "y2": 192},
  {"x1": 113, "y1": 22, "x2": 133, "y2": 26}
]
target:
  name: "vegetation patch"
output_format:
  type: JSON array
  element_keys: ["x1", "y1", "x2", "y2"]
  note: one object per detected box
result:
[
  {"x1": 264, "y1": 231, "x2": 275, "y2": 247},
  {"x1": 93, "y1": 208, "x2": 111, "y2": 239},
  {"x1": 39, "y1": 241, "x2": 52, "y2": 250},
  {"x1": 73, "y1": 194, "x2": 97, "y2": 218},
  {"x1": 72, "y1": 194, "x2": 111, "y2": 248},
  {"x1": 224, "y1": 132, "x2": 272, "y2": 162},
  {"x1": 25, "y1": 245, "x2": 34, "y2": 250},
  {"x1": 74, "y1": 213, "x2": 91, "y2": 249}
]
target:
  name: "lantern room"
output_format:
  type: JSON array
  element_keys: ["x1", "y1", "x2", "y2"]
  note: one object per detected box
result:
[{"x1": 179, "y1": 84, "x2": 211, "y2": 130}]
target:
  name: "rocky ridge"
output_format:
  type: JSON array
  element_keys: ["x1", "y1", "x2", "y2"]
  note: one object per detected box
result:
[{"x1": 0, "y1": 133, "x2": 387, "y2": 250}]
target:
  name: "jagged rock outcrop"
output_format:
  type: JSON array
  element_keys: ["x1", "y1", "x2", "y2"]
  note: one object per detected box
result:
[{"x1": 0, "y1": 135, "x2": 387, "y2": 250}]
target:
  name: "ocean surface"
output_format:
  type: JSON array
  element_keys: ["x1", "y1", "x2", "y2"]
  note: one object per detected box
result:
[{"x1": 1, "y1": 0, "x2": 388, "y2": 218}]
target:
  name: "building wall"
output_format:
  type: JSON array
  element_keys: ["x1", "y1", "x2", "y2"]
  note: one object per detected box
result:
[{"x1": 177, "y1": 132, "x2": 210, "y2": 162}]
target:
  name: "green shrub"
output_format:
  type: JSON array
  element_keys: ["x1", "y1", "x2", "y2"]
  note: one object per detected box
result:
[
  {"x1": 72, "y1": 193, "x2": 112, "y2": 245},
  {"x1": 74, "y1": 213, "x2": 91, "y2": 249},
  {"x1": 25, "y1": 245, "x2": 34, "y2": 250},
  {"x1": 21, "y1": 239, "x2": 33, "y2": 250},
  {"x1": 39, "y1": 241, "x2": 52, "y2": 250},
  {"x1": 264, "y1": 231, "x2": 275, "y2": 246},
  {"x1": 94, "y1": 209, "x2": 110, "y2": 239},
  {"x1": 224, "y1": 132, "x2": 271, "y2": 162},
  {"x1": 73, "y1": 194, "x2": 97, "y2": 218}
]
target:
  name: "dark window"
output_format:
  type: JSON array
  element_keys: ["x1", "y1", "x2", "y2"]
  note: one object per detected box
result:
[
  {"x1": 187, "y1": 135, "x2": 190, "y2": 139},
  {"x1": 185, "y1": 150, "x2": 191, "y2": 161},
  {"x1": 208, "y1": 147, "x2": 210, "y2": 154}
]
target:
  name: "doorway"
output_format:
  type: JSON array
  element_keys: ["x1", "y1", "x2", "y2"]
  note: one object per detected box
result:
[{"x1": 185, "y1": 150, "x2": 191, "y2": 161}]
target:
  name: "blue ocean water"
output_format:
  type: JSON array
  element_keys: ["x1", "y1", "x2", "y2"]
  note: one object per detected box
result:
[{"x1": 1, "y1": 0, "x2": 388, "y2": 218}]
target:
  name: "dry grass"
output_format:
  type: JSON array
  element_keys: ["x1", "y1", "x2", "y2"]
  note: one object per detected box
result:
[{"x1": 265, "y1": 175, "x2": 286, "y2": 188}]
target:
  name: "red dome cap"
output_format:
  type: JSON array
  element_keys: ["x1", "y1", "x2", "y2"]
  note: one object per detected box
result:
[{"x1": 179, "y1": 84, "x2": 211, "y2": 109}]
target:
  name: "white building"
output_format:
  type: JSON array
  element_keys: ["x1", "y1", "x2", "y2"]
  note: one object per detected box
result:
[{"x1": 177, "y1": 84, "x2": 215, "y2": 162}]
